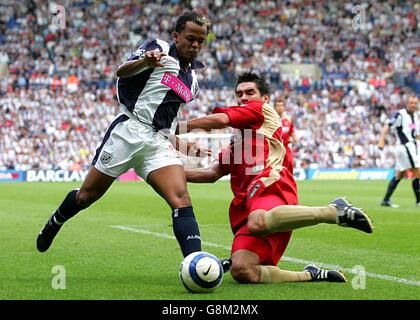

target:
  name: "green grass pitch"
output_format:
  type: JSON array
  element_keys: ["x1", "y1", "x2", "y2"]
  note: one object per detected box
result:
[{"x1": 0, "y1": 180, "x2": 419, "y2": 300}]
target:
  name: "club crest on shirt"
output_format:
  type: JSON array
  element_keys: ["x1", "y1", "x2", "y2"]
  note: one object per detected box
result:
[
  {"x1": 100, "y1": 151, "x2": 113, "y2": 165},
  {"x1": 248, "y1": 182, "x2": 261, "y2": 199}
]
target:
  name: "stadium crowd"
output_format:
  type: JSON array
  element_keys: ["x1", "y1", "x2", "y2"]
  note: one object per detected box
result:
[{"x1": 0, "y1": 0, "x2": 419, "y2": 171}]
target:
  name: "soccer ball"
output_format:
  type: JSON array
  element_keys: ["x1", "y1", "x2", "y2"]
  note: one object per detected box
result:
[{"x1": 179, "y1": 251, "x2": 224, "y2": 293}]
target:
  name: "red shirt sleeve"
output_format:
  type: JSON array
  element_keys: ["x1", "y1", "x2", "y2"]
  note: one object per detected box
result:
[{"x1": 212, "y1": 100, "x2": 264, "y2": 129}]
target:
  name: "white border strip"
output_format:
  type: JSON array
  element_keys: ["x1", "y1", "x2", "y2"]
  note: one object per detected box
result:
[{"x1": 111, "y1": 225, "x2": 420, "y2": 287}]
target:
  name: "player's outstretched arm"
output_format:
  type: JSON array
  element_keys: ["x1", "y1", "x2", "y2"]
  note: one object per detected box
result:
[
  {"x1": 116, "y1": 50, "x2": 167, "y2": 78},
  {"x1": 185, "y1": 161, "x2": 225, "y2": 183},
  {"x1": 171, "y1": 135, "x2": 211, "y2": 157},
  {"x1": 178, "y1": 114, "x2": 230, "y2": 133}
]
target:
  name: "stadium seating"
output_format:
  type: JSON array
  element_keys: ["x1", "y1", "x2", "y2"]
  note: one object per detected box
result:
[{"x1": 0, "y1": 0, "x2": 418, "y2": 170}]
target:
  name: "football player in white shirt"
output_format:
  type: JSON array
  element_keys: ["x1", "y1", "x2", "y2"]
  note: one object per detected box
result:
[
  {"x1": 36, "y1": 11, "x2": 213, "y2": 260},
  {"x1": 378, "y1": 96, "x2": 420, "y2": 207}
]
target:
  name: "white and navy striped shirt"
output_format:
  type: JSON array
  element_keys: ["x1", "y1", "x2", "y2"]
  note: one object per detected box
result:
[
  {"x1": 388, "y1": 108, "x2": 419, "y2": 145},
  {"x1": 116, "y1": 39, "x2": 204, "y2": 133}
]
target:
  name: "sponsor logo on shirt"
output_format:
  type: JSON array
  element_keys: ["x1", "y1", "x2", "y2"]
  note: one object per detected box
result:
[
  {"x1": 161, "y1": 72, "x2": 193, "y2": 103},
  {"x1": 248, "y1": 182, "x2": 261, "y2": 199}
]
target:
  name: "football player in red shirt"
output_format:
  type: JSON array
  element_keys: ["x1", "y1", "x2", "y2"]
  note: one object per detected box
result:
[
  {"x1": 181, "y1": 72, "x2": 373, "y2": 284},
  {"x1": 274, "y1": 96, "x2": 298, "y2": 174}
]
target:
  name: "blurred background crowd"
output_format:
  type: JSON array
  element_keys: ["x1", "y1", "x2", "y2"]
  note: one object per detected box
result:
[{"x1": 0, "y1": 0, "x2": 419, "y2": 171}]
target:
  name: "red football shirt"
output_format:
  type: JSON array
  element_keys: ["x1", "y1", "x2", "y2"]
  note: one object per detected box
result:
[{"x1": 213, "y1": 100, "x2": 298, "y2": 232}]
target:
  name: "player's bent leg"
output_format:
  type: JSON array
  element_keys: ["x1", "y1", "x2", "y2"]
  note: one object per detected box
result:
[
  {"x1": 231, "y1": 250, "x2": 338, "y2": 283},
  {"x1": 230, "y1": 250, "x2": 261, "y2": 283},
  {"x1": 76, "y1": 167, "x2": 117, "y2": 207},
  {"x1": 247, "y1": 210, "x2": 268, "y2": 235},
  {"x1": 36, "y1": 167, "x2": 116, "y2": 253},
  {"x1": 230, "y1": 234, "x2": 292, "y2": 283},
  {"x1": 259, "y1": 265, "x2": 312, "y2": 282},
  {"x1": 231, "y1": 233, "x2": 313, "y2": 283},
  {"x1": 147, "y1": 165, "x2": 201, "y2": 257},
  {"x1": 248, "y1": 205, "x2": 336, "y2": 235},
  {"x1": 147, "y1": 164, "x2": 192, "y2": 209},
  {"x1": 248, "y1": 198, "x2": 373, "y2": 235}
]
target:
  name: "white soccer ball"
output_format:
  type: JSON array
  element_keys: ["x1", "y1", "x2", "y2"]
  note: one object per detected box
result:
[{"x1": 179, "y1": 251, "x2": 224, "y2": 293}]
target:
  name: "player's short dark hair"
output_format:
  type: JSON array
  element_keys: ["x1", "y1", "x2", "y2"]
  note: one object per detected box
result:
[
  {"x1": 236, "y1": 72, "x2": 270, "y2": 96},
  {"x1": 175, "y1": 11, "x2": 211, "y2": 33}
]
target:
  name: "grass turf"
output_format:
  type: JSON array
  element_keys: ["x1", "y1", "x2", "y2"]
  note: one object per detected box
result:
[{"x1": 0, "y1": 180, "x2": 419, "y2": 300}]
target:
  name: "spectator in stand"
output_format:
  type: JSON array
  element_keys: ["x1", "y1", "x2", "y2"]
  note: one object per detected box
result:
[
  {"x1": 0, "y1": 0, "x2": 418, "y2": 172},
  {"x1": 274, "y1": 96, "x2": 298, "y2": 173}
]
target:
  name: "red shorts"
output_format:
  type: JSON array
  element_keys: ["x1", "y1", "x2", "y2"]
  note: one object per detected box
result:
[{"x1": 230, "y1": 192, "x2": 293, "y2": 266}]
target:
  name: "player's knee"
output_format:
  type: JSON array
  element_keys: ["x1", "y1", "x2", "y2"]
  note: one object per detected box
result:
[
  {"x1": 178, "y1": 189, "x2": 191, "y2": 203},
  {"x1": 170, "y1": 189, "x2": 192, "y2": 207},
  {"x1": 395, "y1": 171, "x2": 405, "y2": 180},
  {"x1": 230, "y1": 262, "x2": 259, "y2": 283},
  {"x1": 247, "y1": 211, "x2": 266, "y2": 236},
  {"x1": 75, "y1": 188, "x2": 97, "y2": 208}
]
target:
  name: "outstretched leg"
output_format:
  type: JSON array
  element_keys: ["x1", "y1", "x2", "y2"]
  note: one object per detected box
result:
[
  {"x1": 248, "y1": 198, "x2": 373, "y2": 235},
  {"x1": 230, "y1": 249, "x2": 345, "y2": 284},
  {"x1": 36, "y1": 167, "x2": 116, "y2": 252}
]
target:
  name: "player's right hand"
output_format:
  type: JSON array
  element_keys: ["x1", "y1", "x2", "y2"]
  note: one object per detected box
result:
[
  {"x1": 143, "y1": 50, "x2": 167, "y2": 68},
  {"x1": 377, "y1": 141, "x2": 385, "y2": 150}
]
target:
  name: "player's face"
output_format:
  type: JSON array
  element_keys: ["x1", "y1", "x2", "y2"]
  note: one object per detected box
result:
[
  {"x1": 407, "y1": 97, "x2": 418, "y2": 114},
  {"x1": 173, "y1": 21, "x2": 207, "y2": 64},
  {"x1": 275, "y1": 101, "x2": 285, "y2": 115},
  {"x1": 235, "y1": 82, "x2": 269, "y2": 105}
]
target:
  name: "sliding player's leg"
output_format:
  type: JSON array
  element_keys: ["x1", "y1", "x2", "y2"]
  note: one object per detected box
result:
[
  {"x1": 230, "y1": 232, "x2": 345, "y2": 283},
  {"x1": 247, "y1": 194, "x2": 373, "y2": 235}
]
